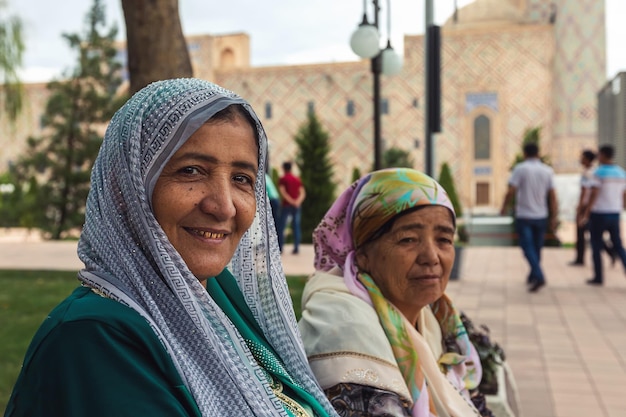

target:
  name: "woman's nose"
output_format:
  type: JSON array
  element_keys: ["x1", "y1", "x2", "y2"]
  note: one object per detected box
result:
[
  {"x1": 198, "y1": 179, "x2": 237, "y2": 221},
  {"x1": 416, "y1": 239, "x2": 439, "y2": 265}
]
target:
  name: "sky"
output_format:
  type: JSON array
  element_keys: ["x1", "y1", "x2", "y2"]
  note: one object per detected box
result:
[{"x1": 6, "y1": 0, "x2": 626, "y2": 83}]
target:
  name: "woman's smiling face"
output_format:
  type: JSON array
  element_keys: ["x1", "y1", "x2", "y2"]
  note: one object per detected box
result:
[
  {"x1": 355, "y1": 205, "x2": 456, "y2": 325},
  {"x1": 152, "y1": 112, "x2": 258, "y2": 284}
]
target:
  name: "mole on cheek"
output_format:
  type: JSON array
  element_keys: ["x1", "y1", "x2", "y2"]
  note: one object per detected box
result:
[{"x1": 188, "y1": 187, "x2": 193, "y2": 191}]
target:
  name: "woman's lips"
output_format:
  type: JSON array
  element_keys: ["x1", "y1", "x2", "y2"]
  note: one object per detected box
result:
[{"x1": 414, "y1": 274, "x2": 440, "y2": 281}]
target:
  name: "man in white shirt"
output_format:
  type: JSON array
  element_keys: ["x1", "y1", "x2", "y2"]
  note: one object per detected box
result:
[
  {"x1": 570, "y1": 150, "x2": 615, "y2": 266},
  {"x1": 580, "y1": 145, "x2": 626, "y2": 285},
  {"x1": 501, "y1": 143, "x2": 558, "y2": 292}
]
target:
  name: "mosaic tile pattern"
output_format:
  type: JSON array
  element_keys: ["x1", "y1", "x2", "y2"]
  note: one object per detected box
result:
[{"x1": 527, "y1": 0, "x2": 607, "y2": 172}]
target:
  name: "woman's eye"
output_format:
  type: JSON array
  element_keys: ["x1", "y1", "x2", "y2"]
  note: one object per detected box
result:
[
  {"x1": 179, "y1": 166, "x2": 201, "y2": 175},
  {"x1": 233, "y1": 174, "x2": 253, "y2": 185}
]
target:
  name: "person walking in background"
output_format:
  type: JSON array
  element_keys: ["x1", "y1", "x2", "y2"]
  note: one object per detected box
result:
[
  {"x1": 500, "y1": 143, "x2": 558, "y2": 293},
  {"x1": 580, "y1": 145, "x2": 626, "y2": 286},
  {"x1": 265, "y1": 172, "x2": 280, "y2": 236},
  {"x1": 277, "y1": 161, "x2": 306, "y2": 254},
  {"x1": 570, "y1": 149, "x2": 615, "y2": 266}
]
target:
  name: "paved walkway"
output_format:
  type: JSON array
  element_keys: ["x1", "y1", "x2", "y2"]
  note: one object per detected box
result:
[{"x1": 1, "y1": 240, "x2": 625, "y2": 417}]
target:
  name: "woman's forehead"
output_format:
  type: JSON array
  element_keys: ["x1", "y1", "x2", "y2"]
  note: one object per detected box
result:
[{"x1": 392, "y1": 206, "x2": 455, "y2": 229}]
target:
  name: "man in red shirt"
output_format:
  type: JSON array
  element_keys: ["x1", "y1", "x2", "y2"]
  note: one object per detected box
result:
[{"x1": 277, "y1": 161, "x2": 306, "y2": 254}]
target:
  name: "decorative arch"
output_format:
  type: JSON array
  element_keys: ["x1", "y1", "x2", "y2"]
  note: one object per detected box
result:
[
  {"x1": 220, "y1": 48, "x2": 235, "y2": 69},
  {"x1": 473, "y1": 114, "x2": 491, "y2": 160}
]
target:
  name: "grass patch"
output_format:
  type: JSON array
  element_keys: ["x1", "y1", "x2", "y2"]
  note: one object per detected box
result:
[
  {"x1": 287, "y1": 275, "x2": 308, "y2": 321},
  {"x1": 0, "y1": 270, "x2": 80, "y2": 412},
  {"x1": 0, "y1": 270, "x2": 308, "y2": 411}
]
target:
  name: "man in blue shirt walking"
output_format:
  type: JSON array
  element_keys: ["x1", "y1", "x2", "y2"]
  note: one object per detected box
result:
[{"x1": 580, "y1": 145, "x2": 626, "y2": 285}]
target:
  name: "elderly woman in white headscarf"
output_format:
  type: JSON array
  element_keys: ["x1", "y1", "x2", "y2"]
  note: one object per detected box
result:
[
  {"x1": 5, "y1": 79, "x2": 336, "y2": 417},
  {"x1": 299, "y1": 168, "x2": 491, "y2": 417}
]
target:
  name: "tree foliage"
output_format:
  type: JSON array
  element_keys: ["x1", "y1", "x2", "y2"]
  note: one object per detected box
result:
[
  {"x1": 295, "y1": 111, "x2": 336, "y2": 243},
  {"x1": 351, "y1": 167, "x2": 362, "y2": 184},
  {"x1": 510, "y1": 126, "x2": 550, "y2": 168},
  {"x1": 12, "y1": 0, "x2": 123, "y2": 239},
  {"x1": 438, "y1": 162, "x2": 463, "y2": 218},
  {"x1": 0, "y1": 168, "x2": 45, "y2": 229},
  {"x1": 0, "y1": 170, "x2": 19, "y2": 226},
  {"x1": 0, "y1": 1, "x2": 25, "y2": 121},
  {"x1": 381, "y1": 146, "x2": 414, "y2": 169}
]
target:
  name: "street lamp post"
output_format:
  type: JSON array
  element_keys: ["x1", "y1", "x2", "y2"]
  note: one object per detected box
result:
[
  {"x1": 424, "y1": 0, "x2": 441, "y2": 177},
  {"x1": 372, "y1": 30, "x2": 383, "y2": 170},
  {"x1": 350, "y1": 0, "x2": 402, "y2": 171},
  {"x1": 424, "y1": 0, "x2": 434, "y2": 176}
]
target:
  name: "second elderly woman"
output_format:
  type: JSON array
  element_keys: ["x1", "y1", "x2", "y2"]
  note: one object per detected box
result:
[{"x1": 299, "y1": 168, "x2": 491, "y2": 417}]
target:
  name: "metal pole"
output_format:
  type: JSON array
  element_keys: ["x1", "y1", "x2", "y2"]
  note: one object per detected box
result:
[
  {"x1": 425, "y1": 0, "x2": 434, "y2": 29},
  {"x1": 424, "y1": 0, "x2": 434, "y2": 176},
  {"x1": 372, "y1": 0, "x2": 382, "y2": 170}
]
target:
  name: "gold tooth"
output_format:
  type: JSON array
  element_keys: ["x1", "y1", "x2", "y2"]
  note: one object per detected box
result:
[{"x1": 196, "y1": 230, "x2": 224, "y2": 239}]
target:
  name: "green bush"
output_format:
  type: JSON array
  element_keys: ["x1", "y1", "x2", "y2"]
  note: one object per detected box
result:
[
  {"x1": 437, "y1": 162, "x2": 463, "y2": 218},
  {"x1": 295, "y1": 111, "x2": 336, "y2": 243},
  {"x1": 351, "y1": 167, "x2": 362, "y2": 184}
]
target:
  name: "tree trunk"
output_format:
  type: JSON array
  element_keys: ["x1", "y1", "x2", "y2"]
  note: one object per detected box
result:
[{"x1": 121, "y1": 0, "x2": 193, "y2": 94}]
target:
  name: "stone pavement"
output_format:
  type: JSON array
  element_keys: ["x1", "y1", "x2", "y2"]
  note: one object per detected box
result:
[{"x1": 1, "y1": 239, "x2": 625, "y2": 417}]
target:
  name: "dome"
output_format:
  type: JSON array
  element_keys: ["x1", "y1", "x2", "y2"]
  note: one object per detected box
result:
[{"x1": 444, "y1": 0, "x2": 525, "y2": 27}]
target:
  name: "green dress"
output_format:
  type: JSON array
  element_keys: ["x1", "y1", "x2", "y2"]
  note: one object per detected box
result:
[
  {"x1": 6, "y1": 271, "x2": 329, "y2": 417},
  {"x1": 5, "y1": 286, "x2": 201, "y2": 417},
  {"x1": 206, "y1": 269, "x2": 329, "y2": 417}
]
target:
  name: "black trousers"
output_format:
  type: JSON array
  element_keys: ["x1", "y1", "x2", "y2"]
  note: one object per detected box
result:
[{"x1": 575, "y1": 223, "x2": 614, "y2": 263}]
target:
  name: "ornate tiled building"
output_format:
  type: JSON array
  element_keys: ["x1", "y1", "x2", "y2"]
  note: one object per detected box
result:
[{"x1": 0, "y1": 0, "x2": 606, "y2": 212}]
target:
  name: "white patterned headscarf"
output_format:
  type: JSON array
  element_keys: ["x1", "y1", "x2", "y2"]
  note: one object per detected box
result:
[{"x1": 77, "y1": 78, "x2": 335, "y2": 416}]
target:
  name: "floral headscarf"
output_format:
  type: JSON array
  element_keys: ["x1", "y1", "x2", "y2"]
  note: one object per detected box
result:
[
  {"x1": 312, "y1": 168, "x2": 479, "y2": 416},
  {"x1": 77, "y1": 78, "x2": 335, "y2": 417}
]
